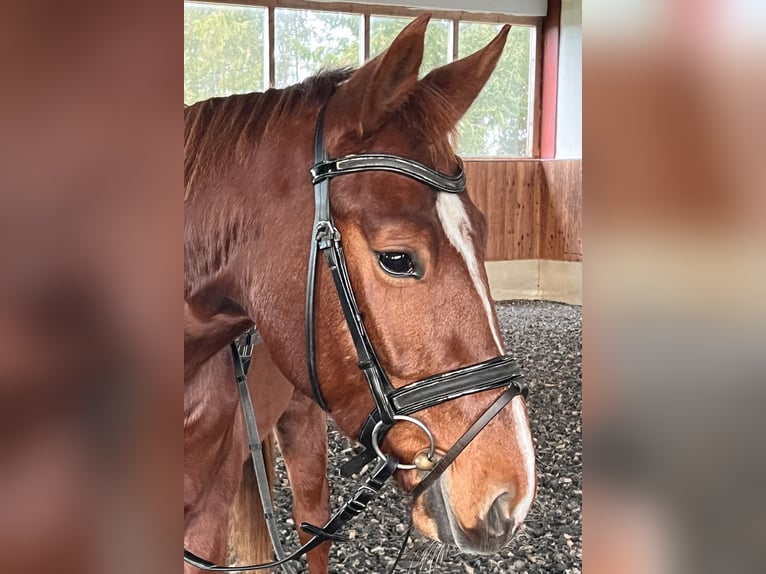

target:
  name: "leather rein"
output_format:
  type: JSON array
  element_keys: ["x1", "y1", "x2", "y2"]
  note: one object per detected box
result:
[{"x1": 183, "y1": 107, "x2": 527, "y2": 572}]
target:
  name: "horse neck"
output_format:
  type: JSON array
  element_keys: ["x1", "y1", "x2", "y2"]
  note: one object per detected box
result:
[
  {"x1": 184, "y1": 301, "x2": 251, "y2": 380},
  {"x1": 184, "y1": 106, "x2": 317, "y2": 384}
]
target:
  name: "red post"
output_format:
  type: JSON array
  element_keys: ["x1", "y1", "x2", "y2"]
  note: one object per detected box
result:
[{"x1": 540, "y1": 0, "x2": 561, "y2": 159}]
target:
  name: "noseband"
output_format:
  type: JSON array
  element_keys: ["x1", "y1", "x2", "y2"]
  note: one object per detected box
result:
[{"x1": 184, "y1": 108, "x2": 528, "y2": 572}]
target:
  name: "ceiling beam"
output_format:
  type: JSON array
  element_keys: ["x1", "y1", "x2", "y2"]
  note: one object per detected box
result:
[{"x1": 310, "y1": 0, "x2": 548, "y2": 17}]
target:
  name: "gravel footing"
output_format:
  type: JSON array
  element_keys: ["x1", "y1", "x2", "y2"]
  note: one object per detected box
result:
[{"x1": 270, "y1": 300, "x2": 582, "y2": 573}]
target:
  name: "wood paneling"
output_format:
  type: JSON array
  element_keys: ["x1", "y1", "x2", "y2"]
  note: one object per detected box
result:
[
  {"x1": 540, "y1": 160, "x2": 582, "y2": 260},
  {"x1": 464, "y1": 159, "x2": 581, "y2": 262}
]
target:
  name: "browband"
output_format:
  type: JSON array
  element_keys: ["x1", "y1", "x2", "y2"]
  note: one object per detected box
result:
[{"x1": 311, "y1": 154, "x2": 466, "y2": 194}]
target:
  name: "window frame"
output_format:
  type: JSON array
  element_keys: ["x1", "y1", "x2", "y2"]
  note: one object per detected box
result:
[{"x1": 185, "y1": 0, "x2": 543, "y2": 158}]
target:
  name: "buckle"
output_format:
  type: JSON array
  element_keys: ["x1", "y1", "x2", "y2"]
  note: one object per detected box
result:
[
  {"x1": 315, "y1": 220, "x2": 340, "y2": 249},
  {"x1": 237, "y1": 330, "x2": 255, "y2": 360}
]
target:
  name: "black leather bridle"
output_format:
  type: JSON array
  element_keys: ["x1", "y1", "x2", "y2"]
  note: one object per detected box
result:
[
  {"x1": 183, "y1": 107, "x2": 528, "y2": 572},
  {"x1": 305, "y1": 107, "x2": 526, "y2": 473}
]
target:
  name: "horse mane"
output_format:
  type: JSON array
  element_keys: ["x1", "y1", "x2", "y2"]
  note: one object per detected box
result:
[
  {"x1": 184, "y1": 69, "x2": 353, "y2": 201},
  {"x1": 184, "y1": 67, "x2": 460, "y2": 202}
]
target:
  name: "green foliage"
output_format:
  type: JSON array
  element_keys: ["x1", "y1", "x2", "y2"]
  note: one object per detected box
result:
[
  {"x1": 369, "y1": 16, "x2": 450, "y2": 75},
  {"x1": 457, "y1": 23, "x2": 532, "y2": 157},
  {"x1": 369, "y1": 19, "x2": 533, "y2": 156},
  {"x1": 184, "y1": 3, "x2": 266, "y2": 105},
  {"x1": 183, "y1": 3, "x2": 534, "y2": 156},
  {"x1": 274, "y1": 9, "x2": 361, "y2": 87}
]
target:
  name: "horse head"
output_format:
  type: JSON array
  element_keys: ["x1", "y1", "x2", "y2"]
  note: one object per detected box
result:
[{"x1": 308, "y1": 16, "x2": 536, "y2": 553}]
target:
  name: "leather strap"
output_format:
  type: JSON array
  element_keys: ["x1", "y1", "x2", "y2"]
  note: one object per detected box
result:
[
  {"x1": 346, "y1": 359, "x2": 524, "y2": 475},
  {"x1": 390, "y1": 355, "x2": 522, "y2": 416},
  {"x1": 305, "y1": 107, "x2": 468, "y2": 420},
  {"x1": 230, "y1": 344, "x2": 297, "y2": 574},
  {"x1": 320, "y1": 236, "x2": 397, "y2": 424},
  {"x1": 184, "y1": 455, "x2": 399, "y2": 571},
  {"x1": 412, "y1": 383, "x2": 521, "y2": 501},
  {"x1": 311, "y1": 154, "x2": 466, "y2": 194},
  {"x1": 305, "y1": 108, "x2": 332, "y2": 411}
]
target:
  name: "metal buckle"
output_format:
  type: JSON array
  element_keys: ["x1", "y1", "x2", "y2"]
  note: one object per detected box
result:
[
  {"x1": 315, "y1": 220, "x2": 340, "y2": 250},
  {"x1": 237, "y1": 330, "x2": 255, "y2": 360},
  {"x1": 238, "y1": 342, "x2": 254, "y2": 360}
]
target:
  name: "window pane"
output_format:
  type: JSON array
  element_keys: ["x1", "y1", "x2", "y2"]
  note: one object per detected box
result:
[
  {"x1": 370, "y1": 16, "x2": 451, "y2": 76},
  {"x1": 275, "y1": 9, "x2": 362, "y2": 88},
  {"x1": 184, "y1": 2, "x2": 266, "y2": 105},
  {"x1": 458, "y1": 23, "x2": 535, "y2": 157}
]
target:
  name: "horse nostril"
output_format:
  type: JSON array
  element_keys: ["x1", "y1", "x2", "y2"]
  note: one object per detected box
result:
[{"x1": 486, "y1": 492, "x2": 513, "y2": 538}]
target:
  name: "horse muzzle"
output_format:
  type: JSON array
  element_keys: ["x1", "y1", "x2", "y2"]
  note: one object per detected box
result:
[{"x1": 419, "y1": 476, "x2": 518, "y2": 555}]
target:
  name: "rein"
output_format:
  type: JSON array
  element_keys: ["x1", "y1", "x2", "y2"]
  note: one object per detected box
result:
[
  {"x1": 230, "y1": 342, "x2": 296, "y2": 574},
  {"x1": 183, "y1": 107, "x2": 528, "y2": 572}
]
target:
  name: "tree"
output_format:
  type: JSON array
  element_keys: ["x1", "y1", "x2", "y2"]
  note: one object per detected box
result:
[
  {"x1": 184, "y1": 4, "x2": 266, "y2": 105},
  {"x1": 457, "y1": 23, "x2": 532, "y2": 156},
  {"x1": 369, "y1": 16, "x2": 450, "y2": 76},
  {"x1": 274, "y1": 10, "x2": 361, "y2": 88}
]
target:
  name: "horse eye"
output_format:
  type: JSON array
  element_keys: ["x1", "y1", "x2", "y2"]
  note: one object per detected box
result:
[{"x1": 377, "y1": 252, "x2": 418, "y2": 278}]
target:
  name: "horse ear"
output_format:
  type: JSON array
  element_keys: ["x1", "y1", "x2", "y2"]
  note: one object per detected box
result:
[
  {"x1": 417, "y1": 24, "x2": 510, "y2": 126},
  {"x1": 333, "y1": 14, "x2": 429, "y2": 137}
]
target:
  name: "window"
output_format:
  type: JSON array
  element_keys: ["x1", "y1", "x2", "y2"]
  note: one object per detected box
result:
[
  {"x1": 184, "y1": 1, "x2": 539, "y2": 157},
  {"x1": 184, "y1": 2, "x2": 267, "y2": 103},
  {"x1": 370, "y1": 16, "x2": 452, "y2": 75},
  {"x1": 458, "y1": 23, "x2": 535, "y2": 157},
  {"x1": 275, "y1": 9, "x2": 362, "y2": 88}
]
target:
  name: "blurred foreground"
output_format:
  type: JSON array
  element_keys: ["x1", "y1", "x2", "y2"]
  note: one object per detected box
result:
[
  {"x1": 0, "y1": 1, "x2": 764, "y2": 573},
  {"x1": 585, "y1": 1, "x2": 766, "y2": 573}
]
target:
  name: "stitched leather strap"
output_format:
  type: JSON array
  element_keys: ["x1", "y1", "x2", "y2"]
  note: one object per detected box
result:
[
  {"x1": 230, "y1": 344, "x2": 296, "y2": 574},
  {"x1": 412, "y1": 383, "x2": 521, "y2": 501},
  {"x1": 311, "y1": 154, "x2": 466, "y2": 194},
  {"x1": 345, "y1": 359, "x2": 525, "y2": 476}
]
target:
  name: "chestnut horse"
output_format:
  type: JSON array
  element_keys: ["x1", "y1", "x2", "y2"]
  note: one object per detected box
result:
[{"x1": 184, "y1": 15, "x2": 536, "y2": 573}]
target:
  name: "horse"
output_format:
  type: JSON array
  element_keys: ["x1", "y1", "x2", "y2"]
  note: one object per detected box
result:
[{"x1": 184, "y1": 14, "x2": 536, "y2": 573}]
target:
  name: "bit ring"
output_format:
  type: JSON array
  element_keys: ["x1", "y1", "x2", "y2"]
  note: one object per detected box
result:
[{"x1": 371, "y1": 415, "x2": 436, "y2": 470}]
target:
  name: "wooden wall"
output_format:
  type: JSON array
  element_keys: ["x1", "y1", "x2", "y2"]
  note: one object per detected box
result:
[{"x1": 464, "y1": 159, "x2": 582, "y2": 262}]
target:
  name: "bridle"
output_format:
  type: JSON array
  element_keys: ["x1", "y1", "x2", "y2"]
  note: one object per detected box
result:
[
  {"x1": 183, "y1": 107, "x2": 528, "y2": 572},
  {"x1": 306, "y1": 107, "x2": 526, "y2": 471}
]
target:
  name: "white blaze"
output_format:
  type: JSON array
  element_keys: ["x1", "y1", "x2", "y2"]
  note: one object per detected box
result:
[
  {"x1": 435, "y1": 193, "x2": 504, "y2": 353},
  {"x1": 510, "y1": 397, "x2": 537, "y2": 526}
]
